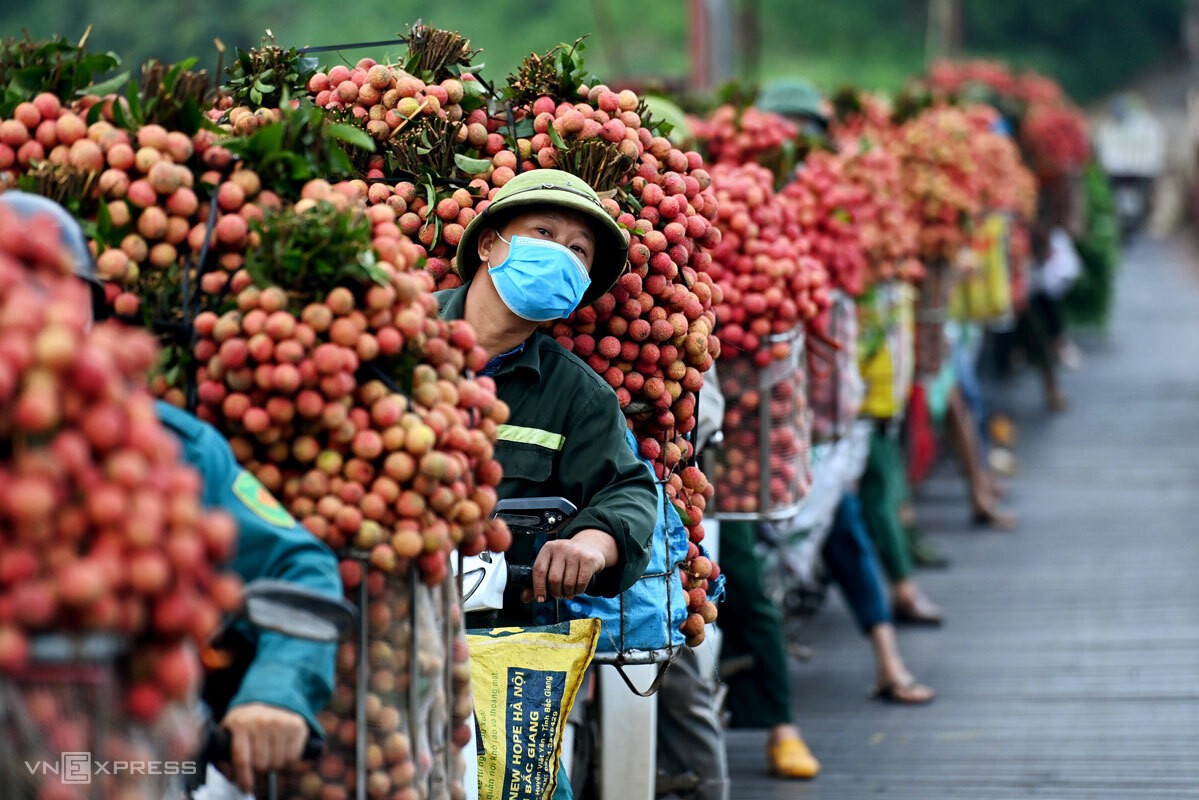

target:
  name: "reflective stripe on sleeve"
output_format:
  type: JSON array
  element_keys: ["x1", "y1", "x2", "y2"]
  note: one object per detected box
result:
[{"x1": 495, "y1": 424, "x2": 565, "y2": 451}]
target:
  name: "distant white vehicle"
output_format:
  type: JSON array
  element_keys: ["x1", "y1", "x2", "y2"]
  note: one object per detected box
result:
[
  {"x1": 1095, "y1": 95, "x2": 1164, "y2": 238},
  {"x1": 1096, "y1": 96, "x2": 1166, "y2": 178}
]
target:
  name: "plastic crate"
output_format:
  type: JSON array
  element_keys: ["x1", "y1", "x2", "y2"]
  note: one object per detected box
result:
[
  {"x1": 272, "y1": 564, "x2": 463, "y2": 800},
  {"x1": 915, "y1": 261, "x2": 953, "y2": 378},
  {"x1": 707, "y1": 326, "x2": 812, "y2": 521},
  {"x1": 0, "y1": 634, "x2": 199, "y2": 800},
  {"x1": 807, "y1": 290, "x2": 864, "y2": 444}
]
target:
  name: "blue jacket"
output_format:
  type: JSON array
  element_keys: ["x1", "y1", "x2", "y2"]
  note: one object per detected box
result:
[{"x1": 155, "y1": 402, "x2": 342, "y2": 736}]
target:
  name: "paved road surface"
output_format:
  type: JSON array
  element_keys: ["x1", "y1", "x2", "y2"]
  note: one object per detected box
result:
[{"x1": 725, "y1": 233, "x2": 1199, "y2": 799}]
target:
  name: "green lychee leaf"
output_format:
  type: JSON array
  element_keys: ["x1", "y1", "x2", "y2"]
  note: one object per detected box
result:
[
  {"x1": 85, "y1": 70, "x2": 131, "y2": 97},
  {"x1": 111, "y1": 94, "x2": 132, "y2": 130},
  {"x1": 176, "y1": 99, "x2": 206, "y2": 136},
  {"x1": 547, "y1": 123, "x2": 567, "y2": 152},
  {"x1": 326, "y1": 122, "x2": 376, "y2": 152},
  {"x1": 254, "y1": 120, "x2": 286, "y2": 155},
  {"x1": 359, "y1": 251, "x2": 390, "y2": 287},
  {"x1": 125, "y1": 78, "x2": 142, "y2": 122},
  {"x1": 163, "y1": 58, "x2": 197, "y2": 94},
  {"x1": 85, "y1": 100, "x2": 105, "y2": 125},
  {"x1": 453, "y1": 153, "x2": 492, "y2": 175},
  {"x1": 459, "y1": 79, "x2": 487, "y2": 112}
]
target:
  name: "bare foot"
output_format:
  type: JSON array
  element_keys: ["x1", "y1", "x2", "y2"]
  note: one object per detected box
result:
[{"x1": 983, "y1": 472, "x2": 1009, "y2": 501}]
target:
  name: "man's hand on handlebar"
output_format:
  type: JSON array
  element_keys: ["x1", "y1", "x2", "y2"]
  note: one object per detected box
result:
[
  {"x1": 220, "y1": 702, "x2": 309, "y2": 791},
  {"x1": 527, "y1": 529, "x2": 617, "y2": 602}
]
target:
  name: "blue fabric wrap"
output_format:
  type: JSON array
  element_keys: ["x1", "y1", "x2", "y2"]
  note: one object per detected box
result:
[{"x1": 561, "y1": 429, "x2": 689, "y2": 653}]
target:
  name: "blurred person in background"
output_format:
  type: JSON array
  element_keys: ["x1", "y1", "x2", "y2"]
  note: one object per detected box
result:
[{"x1": 717, "y1": 514, "x2": 822, "y2": 780}]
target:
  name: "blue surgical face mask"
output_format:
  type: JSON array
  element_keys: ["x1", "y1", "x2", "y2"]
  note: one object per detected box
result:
[{"x1": 487, "y1": 233, "x2": 592, "y2": 322}]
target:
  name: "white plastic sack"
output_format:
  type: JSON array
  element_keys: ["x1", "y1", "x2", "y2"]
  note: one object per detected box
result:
[
  {"x1": 774, "y1": 438, "x2": 852, "y2": 584},
  {"x1": 779, "y1": 441, "x2": 849, "y2": 537}
]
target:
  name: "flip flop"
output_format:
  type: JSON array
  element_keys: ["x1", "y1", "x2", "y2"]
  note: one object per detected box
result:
[
  {"x1": 972, "y1": 506, "x2": 1018, "y2": 531},
  {"x1": 908, "y1": 530, "x2": 951, "y2": 568},
  {"x1": 872, "y1": 680, "x2": 936, "y2": 705},
  {"x1": 893, "y1": 599, "x2": 944, "y2": 627}
]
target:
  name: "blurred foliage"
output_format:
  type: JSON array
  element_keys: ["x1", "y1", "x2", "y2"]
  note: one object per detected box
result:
[
  {"x1": 1063, "y1": 162, "x2": 1121, "y2": 328},
  {"x1": 961, "y1": 0, "x2": 1187, "y2": 104},
  {"x1": 0, "y1": 0, "x2": 1186, "y2": 103}
]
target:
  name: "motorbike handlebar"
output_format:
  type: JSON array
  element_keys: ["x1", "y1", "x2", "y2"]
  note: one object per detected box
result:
[
  {"x1": 202, "y1": 719, "x2": 324, "y2": 764},
  {"x1": 506, "y1": 563, "x2": 602, "y2": 596}
]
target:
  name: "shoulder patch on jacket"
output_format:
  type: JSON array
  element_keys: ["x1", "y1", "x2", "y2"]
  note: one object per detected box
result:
[{"x1": 232, "y1": 470, "x2": 296, "y2": 528}]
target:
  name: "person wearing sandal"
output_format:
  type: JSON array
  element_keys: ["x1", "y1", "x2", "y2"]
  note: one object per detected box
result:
[
  {"x1": 824, "y1": 495, "x2": 936, "y2": 704},
  {"x1": 946, "y1": 321, "x2": 1017, "y2": 529},
  {"x1": 858, "y1": 421, "x2": 946, "y2": 626}
]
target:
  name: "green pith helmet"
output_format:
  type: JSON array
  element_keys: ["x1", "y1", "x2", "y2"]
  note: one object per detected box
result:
[
  {"x1": 455, "y1": 169, "x2": 630, "y2": 307},
  {"x1": 758, "y1": 78, "x2": 828, "y2": 121}
]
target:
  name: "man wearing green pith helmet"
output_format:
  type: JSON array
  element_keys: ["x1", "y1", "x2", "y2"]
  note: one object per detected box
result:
[
  {"x1": 437, "y1": 169, "x2": 657, "y2": 612},
  {"x1": 438, "y1": 168, "x2": 657, "y2": 799}
]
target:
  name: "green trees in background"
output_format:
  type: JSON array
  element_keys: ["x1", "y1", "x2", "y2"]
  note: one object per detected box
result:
[
  {"x1": 0, "y1": 0, "x2": 1187, "y2": 102},
  {"x1": 962, "y1": 0, "x2": 1187, "y2": 103}
]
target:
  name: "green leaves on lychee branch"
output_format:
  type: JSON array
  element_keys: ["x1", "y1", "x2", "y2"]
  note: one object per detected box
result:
[
  {"x1": 245, "y1": 201, "x2": 385, "y2": 309},
  {"x1": 224, "y1": 35, "x2": 317, "y2": 109},
  {"x1": 0, "y1": 32, "x2": 122, "y2": 117},
  {"x1": 386, "y1": 114, "x2": 469, "y2": 182},
  {"x1": 457, "y1": 78, "x2": 487, "y2": 113},
  {"x1": 453, "y1": 154, "x2": 492, "y2": 175},
  {"x1": 713, "y1": 79, "x2": 760, "y2": 114},
  {"x1": 504, "y1": 37, "x2": 595, "y2": 108},
  {"x1": 223, "y1": 104, "x2": 375, "y2": 198},
  {"x1": 104, "y1": 58, "x2": 217, "y2": 136}
]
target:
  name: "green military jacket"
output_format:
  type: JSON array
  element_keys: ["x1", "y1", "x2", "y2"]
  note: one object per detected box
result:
[{"x1": 436, "y1": 285, "x2": 656, "y2": 599}]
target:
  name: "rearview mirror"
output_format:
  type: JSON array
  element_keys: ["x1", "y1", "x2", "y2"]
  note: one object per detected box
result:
[{"x1": 242, "y1": 579, "x2": 358, "y2": 643}]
